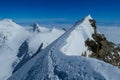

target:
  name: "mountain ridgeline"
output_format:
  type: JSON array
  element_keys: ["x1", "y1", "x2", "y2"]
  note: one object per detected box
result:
[{"x1": 7, "y1": 15, "x2": 120, "y2": 80}]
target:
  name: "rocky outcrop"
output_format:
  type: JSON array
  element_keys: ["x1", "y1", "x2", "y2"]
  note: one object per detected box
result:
[
  {"x1": 89, "y1": 19, "x2": 97, "y2": 33},
  {"x1": 13, "y1": 41, "x2": 43, "y2": 73},
  {"x1": 85, "y1": 19, "x2": 120, "y2": 68},
  {"x1": 17, "y1": 40, "x2": 29, "y2": 58},
  {"x1": 13, "y1": 40, "x2": 30, "y2": 73},
  {"x1": 31, "y1": 23, "x2": 40, "y2": 32}
]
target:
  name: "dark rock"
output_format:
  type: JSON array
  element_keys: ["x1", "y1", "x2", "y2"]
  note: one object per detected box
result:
[
  {"x1": 85, "y1": 39, "x2": 99, "y2": 53},
  {"x1": 13, "y1": 42, "x2": 43, "y2": 73},
  {"x1": 89, "y1": 19, "x2": 97, "y2": 33},
  {"x1": 17, "y1": 40, "x2": 28, "y2": 58},
  {"x1": 92, "y1": 33, "x2": 106, "y2": 42},
  {"x1": 31, "y1": 43, "x2": 43, "y2": 58},
  {"x1": 85, "y1": 19, "x2": 120, "y2": 68},
  {"x1": 62, "y1": 28, "x2": 67, "y2": 31},
  {"x1": 85, "y1": 32, "x2": 120, "y2": 68},
  {"x1": 31, "y1": 23, "x2": 40, "y2": 32}
]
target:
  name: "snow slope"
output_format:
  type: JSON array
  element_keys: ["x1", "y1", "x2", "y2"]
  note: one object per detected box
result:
[
  {"x1": 0, "y1": 19, "x2": 64, "y2": 80},
  {"x1": 27, "y1": 24, "x2": 65, "y2": 54},
  {"x1": 61, "y1": 15, "x2": 94, "y2": 56},
  {"x1": 0, "y1": 19, "x2": 30, "y2": 80},
  {"x1": 8, "y1": 15, "x2": 120, "y2": 80}
]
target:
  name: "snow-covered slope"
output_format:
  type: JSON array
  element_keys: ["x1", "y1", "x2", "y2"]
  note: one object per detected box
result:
[
  {"x1": 0, "y1": 19, "x2": 29, "y2": 80},
  {"x1": 28, "y1": 26, "x2": 65, "y2": 54},
  {"x1": 61, "y1": 15, "x2": 94, "y2": 56},
  {"x1": 0, "y1": 19, "x2": 27, "y2": 45},
  {"x1": 26, "y1": 23, "x2": 65, "y2": 54},
  {"x1": 0, "y1": 19, "x2": 64, "y2": 80},
  {"x1": 8, "y1": 15, "x2": 120, "y2": 80}
]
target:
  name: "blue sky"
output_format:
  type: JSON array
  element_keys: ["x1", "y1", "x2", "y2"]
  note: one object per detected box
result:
[{"x1": 0, "y1": 0, "x2": 120, "y2": 26}]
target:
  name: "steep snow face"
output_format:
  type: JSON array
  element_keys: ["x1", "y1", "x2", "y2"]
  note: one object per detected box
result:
[
  {"x1": 0, "y1": 19, "x2": 30, "y2": 80},
  {"x1": 61, "y1": 15, "x2": 94, "y2": 56},
  {"x1": 8, "y1": 15, "x2": 120, "y2": 80}
]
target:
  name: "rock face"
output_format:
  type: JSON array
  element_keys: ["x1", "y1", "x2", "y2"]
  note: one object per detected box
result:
[
  {"x1": 85, "y1": 19, "x2": 120, "y2": 68},
  {"x1": 13, "y1": 40, "x2": 30, "y2": 73},
  {"x1": 13, "y1": 41, "x2": 44, "y2": 73},
  {"x1": 31, "y1": 23, "x2": 40, "y2": 32},
  {"x1": 89, "y1": 19, "x2": 97, "y2": 33}
]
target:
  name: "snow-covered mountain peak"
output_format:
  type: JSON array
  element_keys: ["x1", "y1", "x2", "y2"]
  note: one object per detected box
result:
[
  {"x1": 0, "y1": 19, "x2": 23, "y2": 29},
  {"x1": 73, "y1": 14, "x2": 93, "y2": 30},
  {"x1": 61, "y1": 15, "x2": 120, "y2": 69},
  {"x1": 32, "y1": 23, "x2": 39, "y2": 28},
  {"x1": 31, "y1": 23, "x2": 40, "y2": 32},
  {"x1": 1, "y1": 19, "x2": 13, "y2": 23},
  {"x1": 81, "y1": 15, "x2": 93, "y2": 25},
  {"x1": 0, "y1": 18, "x2": 17, "y2": 26},
  {"x1": 86, "y1": 14, "x2": 92, "y2": 20},
  {"x1": 30, "y1": 23, "x2": 50, "y2": 32},
  {"x1": 61, "y1": 15, "x2": 94, "y2": 56}
]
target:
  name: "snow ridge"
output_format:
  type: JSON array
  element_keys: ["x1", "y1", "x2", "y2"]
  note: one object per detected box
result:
[{"x1": 61, "y1": 15, "x2": 94, "y2": 56}]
